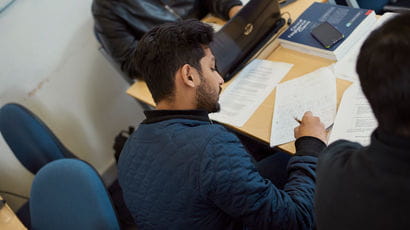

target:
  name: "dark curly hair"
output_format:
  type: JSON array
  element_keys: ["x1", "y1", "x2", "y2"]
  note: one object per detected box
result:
[{"x1": 129, "y1": 19, "x2": 214, "y2": 104}]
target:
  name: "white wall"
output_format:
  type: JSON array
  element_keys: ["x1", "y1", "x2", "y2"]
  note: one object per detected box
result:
[{"x1": 0, "y1": 0, "x2": 145, "y2": 210}]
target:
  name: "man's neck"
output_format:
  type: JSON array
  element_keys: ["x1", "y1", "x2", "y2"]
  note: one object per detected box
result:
[{"x1": 156, "y1": 100, "x2": 196, "y2": 111}]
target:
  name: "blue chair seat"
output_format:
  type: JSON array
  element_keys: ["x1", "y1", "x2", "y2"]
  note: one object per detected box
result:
[{"x1": 30, "y1": 159, "x2": 121, "y2": 230}]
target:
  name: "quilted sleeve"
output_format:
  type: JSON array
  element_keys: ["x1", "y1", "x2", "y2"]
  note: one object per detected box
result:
[
  {"x1": 199, "y1": 130, "x2": 317, "y2": 230},
  {"x1": 203, "y1": 0, "x2": 242, "y2": 20}
]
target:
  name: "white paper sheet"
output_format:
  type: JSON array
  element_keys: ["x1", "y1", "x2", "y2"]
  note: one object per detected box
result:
[
  {"x1": 210, "y1": 59, "x2": 293, "y2": 127},
  {"x1": 241, "y1": 0, "x2": 250, "y2": 5},
  {"x1": 205, "y1": 22, "x2": 223, "y2": 32},
  {"x1": 329, "y1": 84, "x2": 377, "y2": 146},
  {"x1": 334, "y1": 13, "x2": 398, "y2": 82},
  {"x1": 270, "y1": 66, "x2": 336, "y2": 147}
]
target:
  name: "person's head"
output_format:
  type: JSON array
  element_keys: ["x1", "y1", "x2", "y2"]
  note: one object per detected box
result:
[
  {"x1": 356, "y1": 13, "x2": 410, "y2": 136},
  {"x1": 131, "y1": 19, "x2": 224, "y2": 113}
]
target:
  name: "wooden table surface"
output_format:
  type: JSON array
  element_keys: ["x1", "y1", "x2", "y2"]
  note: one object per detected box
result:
[{"x1": 0, "y1": 196, "x2": 27, "y2": 230}]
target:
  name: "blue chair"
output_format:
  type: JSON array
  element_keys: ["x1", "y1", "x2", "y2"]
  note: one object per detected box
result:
[
  {"x1": 0, "y1": 103, "x2": 135, "y2": 228},
  {"x1": 0, "y1": 103, "x2": 78, "y2": 228},
  {"x1": 0, "y1": 103, "x2": 76, "y2": 174},
  {"x1": 30, "y1": 159, "x2": 121, "y2": 230}
]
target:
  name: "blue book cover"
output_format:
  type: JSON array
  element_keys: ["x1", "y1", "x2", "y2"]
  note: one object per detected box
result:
[{"x1": 279, "y1": 2, "x2": 375, "y2": 56}]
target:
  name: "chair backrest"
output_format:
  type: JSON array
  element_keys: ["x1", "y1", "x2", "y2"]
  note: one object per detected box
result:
[
  {"x1": 0, "y1": 103, "x2": 75, "y2": 174},
  {"x1": 30, "y1": 159, "x2": 121, "y2": 230}
]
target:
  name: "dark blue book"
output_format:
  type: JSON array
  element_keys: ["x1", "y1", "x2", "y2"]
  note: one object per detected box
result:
[{"x1": 278, "y1": 2, "x2": 376, "y2": 60}]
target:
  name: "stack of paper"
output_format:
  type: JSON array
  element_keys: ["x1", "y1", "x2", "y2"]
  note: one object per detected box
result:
[
  {"x1": 327, "y1": 14, "x2": 396, "y2": 145},
  {"x1": 328, "y1": 84, "x2": 377, "y2": 146},
  {"x1": 210, "y1": 59, "x2": 293, "y2": 127}
]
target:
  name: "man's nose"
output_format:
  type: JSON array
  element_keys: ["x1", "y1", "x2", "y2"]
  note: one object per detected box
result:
[{"x1": 218, "y1": 72, "x2": 224, "y2": 85}]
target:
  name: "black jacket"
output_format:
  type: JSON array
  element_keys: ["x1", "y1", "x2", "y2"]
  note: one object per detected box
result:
[
  {"x1": 92, "y1": 0, "x2": 242, "y2": 79},
  {"x1": 315, "y1": 129, "x2": 410, "y2": 230}
]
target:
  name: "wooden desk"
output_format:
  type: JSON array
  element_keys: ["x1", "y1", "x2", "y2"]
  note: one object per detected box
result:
[
  {"x1": 0, "y1": 196, "x2": 27, "y2": 230},
  {"x1": 126, "y1": 0, "x2": 352, "y2": 153}
]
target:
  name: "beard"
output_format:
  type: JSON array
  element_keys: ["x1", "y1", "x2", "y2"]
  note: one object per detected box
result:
[{"x1": 196, "y1": 79, "x2": 221, "y2": 113}]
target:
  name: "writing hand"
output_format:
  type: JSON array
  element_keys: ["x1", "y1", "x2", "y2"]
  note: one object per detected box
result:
[{"x1": 294, "y1": 111, "x2": 328, "y2": 144}]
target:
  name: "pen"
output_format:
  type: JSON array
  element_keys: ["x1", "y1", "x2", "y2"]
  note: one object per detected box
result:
[
  {"x1": 326, "y1": 123, "x2": 334, "y2": 132},
  {"x1": 294, "y1": 117, "x2": 301, "y2": 124},
  {"x1": 294, "y1": 116, "x2": 333, "y2": 131}
]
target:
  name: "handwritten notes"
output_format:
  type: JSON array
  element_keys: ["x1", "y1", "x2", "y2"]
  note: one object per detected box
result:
[{"x1": 270, "y1": 66, "x2": 336, "y2": 147}]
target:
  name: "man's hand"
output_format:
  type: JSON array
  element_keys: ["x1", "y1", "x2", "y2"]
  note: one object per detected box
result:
[{"x1": 294, "y1": 111, "x2": 328, "y2": 144}]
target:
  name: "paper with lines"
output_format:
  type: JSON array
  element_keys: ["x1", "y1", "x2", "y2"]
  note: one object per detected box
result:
[
  {"x1": 270, "y1": 66, "x2": 336, "y2": 147},
  {"x1": 328, "y1": 84, "x2": 377, "y2": 146},
  {"x1": 210, "y1": 59, "x2": 293, "y2": 127}
]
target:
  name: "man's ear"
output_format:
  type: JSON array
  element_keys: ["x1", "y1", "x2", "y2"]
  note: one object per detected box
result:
[{"x1": 180, "y1": 64, "x2": 196, "y2": 88}]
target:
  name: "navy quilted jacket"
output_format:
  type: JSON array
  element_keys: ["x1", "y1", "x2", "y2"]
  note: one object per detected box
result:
[{"x1": 118, "y1": 110, "x2": 321, "y2": 230}]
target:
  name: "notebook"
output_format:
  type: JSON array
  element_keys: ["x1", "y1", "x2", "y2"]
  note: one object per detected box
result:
[{"x1": 210, "y1": 0, "x2": 285, "y2": 81}]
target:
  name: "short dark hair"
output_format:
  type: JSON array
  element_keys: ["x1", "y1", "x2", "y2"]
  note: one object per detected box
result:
[
  {"x1": 130, "y1": 19, "x2": 214, "y2": 103},
  {"x1": 356, "y1": 13, "x2": 410, "y2": 135}
]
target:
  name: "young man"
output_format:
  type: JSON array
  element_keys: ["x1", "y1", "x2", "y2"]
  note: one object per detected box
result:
[
  {"x1": 118, "y1": 19, "x2": 327, "y2": 230},
  {"x1": 315, "y1": 13, "x2": 410, "y2": 230},
  {"x1": 91, "y1": 0, "x2": 242, "y2": 79}
]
